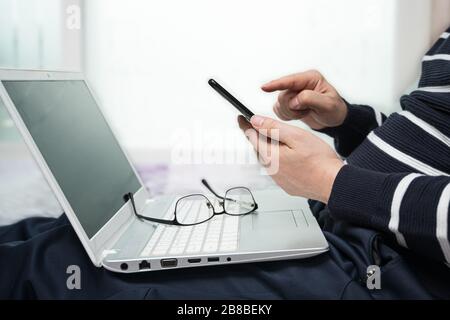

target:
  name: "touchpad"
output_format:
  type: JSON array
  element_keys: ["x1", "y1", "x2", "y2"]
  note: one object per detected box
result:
[{"x1": 251, "y1": 210, "x2": 297, "y2": 230}]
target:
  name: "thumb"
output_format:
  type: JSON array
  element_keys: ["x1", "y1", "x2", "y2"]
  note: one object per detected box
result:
[
  {"x1": 288, "y1": 90, "x2": 329, "y2": 112},
  {"x1": 250, "y1": 115, "x2": 297, "y2": 147}
]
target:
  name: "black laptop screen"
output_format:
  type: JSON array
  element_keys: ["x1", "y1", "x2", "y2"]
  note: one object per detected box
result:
[{"x1": 3, "y1": 80, "x2": 141, "y2": 238}]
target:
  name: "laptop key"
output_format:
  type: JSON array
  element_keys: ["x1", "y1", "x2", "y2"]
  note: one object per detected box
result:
[{"x1": 140, "y1": 198, "x2": 240, "y2": 257}]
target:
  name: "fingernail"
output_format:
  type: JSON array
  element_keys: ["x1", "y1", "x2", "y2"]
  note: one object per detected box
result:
[{"x1": 250, "y1": 115, "x2": 265, "y2": 127}]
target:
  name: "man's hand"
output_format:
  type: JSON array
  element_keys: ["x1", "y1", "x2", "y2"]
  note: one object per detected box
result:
[
  {"x1": 262, "y1": 70, "x2": 347, "y2": 130},
  {"x1": 238, "y1": 115, "x2": 344, "y2": 203}
]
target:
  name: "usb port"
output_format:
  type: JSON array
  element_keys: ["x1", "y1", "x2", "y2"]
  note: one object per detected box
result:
[
  {"x1": 188, "y1": 258, "x2": 201, "y2": 264},
  {"x1": 207, "y1": 257, "x2": 220, "y2": 263},
  {"x1": 160, "y1": 258, "x2": 178, "y2": 268},
  {"x1": 138, "y1": 260, "x2": 151, "y2": 270}
]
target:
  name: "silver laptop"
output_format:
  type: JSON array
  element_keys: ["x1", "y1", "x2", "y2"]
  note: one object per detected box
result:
[{"x1": 0, "y1": 69, "x2": 328, "y2": 273}]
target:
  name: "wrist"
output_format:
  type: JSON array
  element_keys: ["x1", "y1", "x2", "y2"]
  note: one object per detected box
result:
[
  {"x1": 318, "y1": 159, "x2": 345, "y2": 204},
  {"x1": 332, "y1": 98, "x2": 348, "y2": 127}
]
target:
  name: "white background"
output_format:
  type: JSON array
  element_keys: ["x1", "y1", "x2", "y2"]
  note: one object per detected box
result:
[
  {"x1": 0, "y1": 0, "x2": 449, "y2": 224},
  {"x1": 82, "y1": 0, "x2": 449, "y2": 155},
  {"x1": 0, "y1": 0, "x2": 449, "y2": 155}
]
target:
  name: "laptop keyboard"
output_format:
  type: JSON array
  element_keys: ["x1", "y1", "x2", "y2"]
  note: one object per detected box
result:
[{"x1": 140, "y1": 199, "x2": 240, "y2": 257}]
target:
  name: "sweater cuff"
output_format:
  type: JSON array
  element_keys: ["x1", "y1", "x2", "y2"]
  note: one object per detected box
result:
[
  {"x1": 315, "y1": 101, "x2": 372, "y2": 137},
  {"x1": 327, "y1": 165, "x2": 387, "y2": 226}
]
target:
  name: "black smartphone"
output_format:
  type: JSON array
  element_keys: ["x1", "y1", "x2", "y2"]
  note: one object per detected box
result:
[{"x1": 208, "y1": 78, "x2": 254, "y2": 121}]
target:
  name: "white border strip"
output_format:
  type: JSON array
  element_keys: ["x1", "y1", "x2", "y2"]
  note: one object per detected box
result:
[
  {"x1": 416, "y1": 85, "x2": 450, "y2": 93},
  {"x1": 399, "y1": 111, "x2": 450, "y2": 147},
  {"x1": 367, "y1": 132, "x2": 449, "y2": 176},
  {"x1": 374, "y1": 109, "x2": 383, "y2": 127},
  {"x1": 437, "y1": 183, "x2": 450, "y2": 264},
  {"x1": 389, "y1": 173, "x2": 422, "y2": 248},
  {"x1": 423, "y1": 54, "x2": 450, "y2": 61},
  {"x1": 441, "y1": 32, "x2": 449, "y2": 39}
]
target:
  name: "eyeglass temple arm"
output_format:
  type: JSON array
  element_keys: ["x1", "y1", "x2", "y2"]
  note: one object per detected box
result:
[
  {"x1": 201, "y1": 179, "x2": 225, "y2": 200},
  {"x1": 137, "y1": 215, "x2": 178, "y2": 225},
  {"x1": 201, "y1": 179, "x2": 251, "y2": 204},
  {"x1": 124, "y1": 193, "x2": 178, "y2": 226}
]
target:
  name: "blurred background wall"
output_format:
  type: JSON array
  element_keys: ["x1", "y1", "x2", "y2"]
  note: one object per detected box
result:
[
  {"x1": 0, "y1": 0, "x2": 81, "y2": 143},
  {"x1": 0, "y1": 0, "x2": 449, "y2": 157}
]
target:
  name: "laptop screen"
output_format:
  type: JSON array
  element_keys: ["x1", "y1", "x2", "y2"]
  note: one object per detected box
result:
[{"x1": 3, "y1": 80, "x2": 141, "y2": 238}]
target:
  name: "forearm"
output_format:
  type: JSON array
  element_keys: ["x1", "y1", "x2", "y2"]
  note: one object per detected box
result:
[{"x1": 328, "y1": 165, "x2": 450, "y2": 263}]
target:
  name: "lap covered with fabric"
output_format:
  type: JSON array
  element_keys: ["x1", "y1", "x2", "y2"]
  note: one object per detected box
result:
[{"x1": 1, "y1": 210, "x2": 448, "y2": 299}]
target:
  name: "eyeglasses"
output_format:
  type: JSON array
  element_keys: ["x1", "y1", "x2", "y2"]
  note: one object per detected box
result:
[{"x1": 124, "y1": 179, "x2": 258, "y2": 226}]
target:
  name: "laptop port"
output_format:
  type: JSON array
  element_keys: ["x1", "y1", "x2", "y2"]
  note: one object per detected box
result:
[
  {"x1": 161, "y1": 258, "x2": 178, "y2": 268},
  {"x1": 207, "y1": 257, "x2": 220, "y2": 263},
  {"x1": 138, "y1": 260, "x2": 151, "y2": 270},
  {"x1": 120, "y1": 263, "x2": 129, "y2": 271},
  {"x1": 188, "y1": 258, "x2": 202, "y2": 264}
]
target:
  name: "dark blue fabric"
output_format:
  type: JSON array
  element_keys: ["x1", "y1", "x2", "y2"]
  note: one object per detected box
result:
[
  {"x1": 1, "y1": 208, "x2": 449, "y2": 300},
  {"x1": 325, "y1": 28, "x2": 450, "y2": 264},
  {"x1": 373, "y1": 114, "x2": 450, "y2": 173},
  {"x1": 317, "y1": 102, "x2": 382, "y2": 158}
]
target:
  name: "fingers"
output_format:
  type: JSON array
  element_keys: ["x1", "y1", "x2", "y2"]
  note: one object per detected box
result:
[
  {"x1": 237, "y1": 115, "x2": 252, "y2": 131},
  {"x1": 249, "y1": 115, "x2": 300, "y2": 147},
  {"x1": 277, "y1": 90, "x2": 297, "y2": 108},
  {"x1": 289, "y1": 89, "x2": 329, "y2": 111},
  {"x1": 238, "y1": 116, "x2": 271, "y2": 165},
  {"x1": 239, "y1": 115, "x2": 295, "y2": 167},
  {"x1": 261, "y1": 70, "x2": 322, "y2": 93},
  {"x1": 245, "y1": 127, "x2": 272, "y2": 166},
  {"x1": 274, "y1": 101, "x2": 290, "y2": 120},
  {"x1": 274, "y1": 91, "x2": 296, "y2": 120},
  {"x1": 274, "y1": 100, "x2": 310, "y2": 120},
  {"x1": 273, "y1": 89, "x2": 314, "y2": 121}
]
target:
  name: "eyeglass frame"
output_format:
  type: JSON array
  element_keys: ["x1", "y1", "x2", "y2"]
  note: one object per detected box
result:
[{"x1": 124, "y1": 179, "x2": 258, "y2": 227}]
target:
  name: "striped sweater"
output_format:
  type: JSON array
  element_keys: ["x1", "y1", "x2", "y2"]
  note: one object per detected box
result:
[{"x1": 325, "y1": 27, "x2": 450, "y2": 264}]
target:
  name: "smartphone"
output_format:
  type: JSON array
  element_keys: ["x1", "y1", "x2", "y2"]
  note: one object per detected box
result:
[{"x1": 208, "y1": 78, "x2": 254, "y2": 121}]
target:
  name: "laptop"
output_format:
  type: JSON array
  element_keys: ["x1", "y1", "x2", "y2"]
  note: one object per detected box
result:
[{"x1": 0, "y1": 69, "x2": 328, "y2": 273}]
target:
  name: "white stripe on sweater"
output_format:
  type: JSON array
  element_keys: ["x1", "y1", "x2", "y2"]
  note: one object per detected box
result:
[
  {"x1": 441, "y1": 32, "x2": 449, "y2": 39},
  {"x1": 389, "y1": 173, "x2": 422, "y2": 248},
  {"x1": 367, "y1": 132, "x2": 449, "y2": 176},
  {"x1": 423, "y1": 54, "x2": 450, "y2": 61},
  {"x1": 416, "y1": 85, "x2": 450, "y2": 93},
  {"x1": 374, "y1": 109, "x2": 383, "y2": 126},
  {"x1": 399, "y1": 111, "x2": 450, "y2": 147},
  {"x1": 437, "y1": 183, "x2": 450, "y2": 264}
]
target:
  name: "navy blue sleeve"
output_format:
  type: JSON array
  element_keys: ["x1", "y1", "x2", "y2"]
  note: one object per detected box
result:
[
  {"x1": 328, "y1": 165, "x2": 450, "y2": 264},
  {"x1": 318, "y1": 101, "x2": 387, "y2": 157}
]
